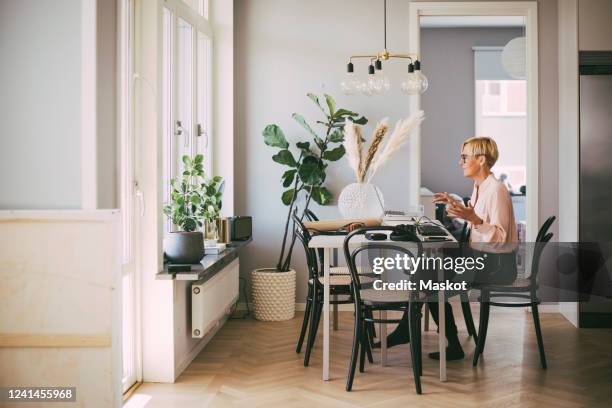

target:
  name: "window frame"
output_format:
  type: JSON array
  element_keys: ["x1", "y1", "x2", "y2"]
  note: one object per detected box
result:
[{"x1": 161, "y1": 0, "x2": 214, "y2": 233}]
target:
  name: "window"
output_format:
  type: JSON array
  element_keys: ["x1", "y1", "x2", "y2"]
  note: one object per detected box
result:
[
  {"x1": 475, "y1": 79, "x2": 528, "y2": 193},
  {"x1": 162, "y1": 0, "x2": 213, "y2": 233},
  {"x1": 481, "y1": 80, "x2": 527, "y2": 117}
]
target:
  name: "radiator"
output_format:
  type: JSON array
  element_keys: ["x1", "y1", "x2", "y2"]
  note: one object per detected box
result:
[{"x1": 191, "y1": 258, "x2": 239, "y2": 338}]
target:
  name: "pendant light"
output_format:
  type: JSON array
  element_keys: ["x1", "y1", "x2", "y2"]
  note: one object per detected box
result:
[{"x1": 341, "y1": 0, "x2": 428, "y2": 96}]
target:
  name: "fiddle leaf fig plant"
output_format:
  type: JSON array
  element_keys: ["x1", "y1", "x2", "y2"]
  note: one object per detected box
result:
[
  {"x1": 263, "y1": 93, "x2": 367, "y2": 271},
  {"x1": 163, "y1": 154, "x2": 223, "y2": 232}
]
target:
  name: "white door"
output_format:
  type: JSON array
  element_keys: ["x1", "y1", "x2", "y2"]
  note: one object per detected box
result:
[{"x1": 119, "y1": 0, "x2": 140, "y2": 393}]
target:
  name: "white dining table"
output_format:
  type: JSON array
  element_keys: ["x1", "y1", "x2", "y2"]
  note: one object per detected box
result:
[{"x1": 308, "y1": 221, "x2": 457, "y2": 382}]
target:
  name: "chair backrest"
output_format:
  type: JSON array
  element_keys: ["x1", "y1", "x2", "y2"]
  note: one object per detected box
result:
[
  {"x1": 343, "y1": 227, "x2": 422, "y2": 305},
  {"x1": 536, "y1": 216, "x2": 556, "y2": 242},
  {"x1": 529, "y1": 217, "x2": 556, "y2": 286},
  {"x1": 304, "y1": 208, "x2": 319, "y2": 222},
  {"x1": 292, "y1": 208, "x2": 319, "y2": 281}
]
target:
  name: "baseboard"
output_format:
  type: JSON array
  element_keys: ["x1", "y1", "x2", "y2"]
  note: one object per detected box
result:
[{"x1": 173, "y1": 314, "x2": 229, "y2": 380}]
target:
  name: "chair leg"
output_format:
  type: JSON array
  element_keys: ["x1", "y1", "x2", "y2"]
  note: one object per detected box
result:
[
  {"x1": 296, "y1": 288, "x2": 312, "y2": 353},
  {"x1": 365, "y1": 308, "x2": 377, "y2": 346},
  {"x1": 531, "y1": 303, "x2": 547, "y2": 369},
  {"x1": 473, "y1": 291, "x2": 490, "y2": 367},
  {"x1": 416, "y1": 303, "x2": 423, "y2": 377},
  {"x1": 304, "y1": 299, "x2": 322, "y2": 367},
  {"x1": 359, "y1": 323, "x2": 367, "y2": 373},
  {"x1": 460, "y1": 291, "x2": 478, "y2": 344},
  {"x1": 424, "y1": 306, "x2": 430, "y2": 331},
  {"x1": 346, "y1": 311, "x2": 362, "y2": 391},
  {"x1": 408, "y1": 302, "x2": 423, "y2": 395}
]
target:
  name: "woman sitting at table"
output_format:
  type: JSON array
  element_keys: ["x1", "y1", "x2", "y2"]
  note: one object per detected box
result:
[{"x1": 381, "y1": 136, "x2": 518, "y2": 361}]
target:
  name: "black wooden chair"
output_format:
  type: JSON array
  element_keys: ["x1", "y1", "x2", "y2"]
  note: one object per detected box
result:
[
  {"x1": 344, "y1": 227, "x2": 424, "y2": 394},
  {"x1": 293, "y1": 210, "x2": 362, "y2": 367},
  {"x1": 472, "y1": 216, "x2": 556, "y2": 369}
]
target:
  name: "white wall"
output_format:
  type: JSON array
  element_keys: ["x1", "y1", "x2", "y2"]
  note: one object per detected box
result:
[
  {"x1": 235, "y1": 0, "x2": 560, "y2": 302},
  {"x1": 236, "y1": 0, "x2": 420, "y2": 300},
  {"x1": 0, "y1": 0, "x2": 83, "y2": 209}
]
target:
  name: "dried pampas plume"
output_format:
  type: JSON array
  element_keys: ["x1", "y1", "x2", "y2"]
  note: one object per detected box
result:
[
  {"x1": 367, "y1": 110, "x2": 425, "y2": 182},
  {"x1": 343, "y1": 120, "x2": 364, "y2": 182},
  {"x1": 361, "y1": 118, "x2": 389, "y2": 181}
]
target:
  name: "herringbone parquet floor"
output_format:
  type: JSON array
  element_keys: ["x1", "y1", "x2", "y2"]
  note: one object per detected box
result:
[{"x1": 126, "y1": 306, "x2": 612, "y2": 408}]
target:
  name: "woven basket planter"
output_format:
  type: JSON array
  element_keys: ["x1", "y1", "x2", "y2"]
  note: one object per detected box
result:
[{"x1": 251, "y1": 268, "x2": 296, "y2": 321}]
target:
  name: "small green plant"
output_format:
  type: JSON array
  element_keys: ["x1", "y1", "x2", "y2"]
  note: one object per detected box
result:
[
  {"x1": 163, "y1": 154, "x2": 223, "y2": 232},
  {"x1": 263, "y1": 93, "x2": 367, "y2": 271}
]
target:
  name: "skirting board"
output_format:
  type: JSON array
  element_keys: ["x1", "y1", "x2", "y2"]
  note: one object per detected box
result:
[
  {"x1": 238, "y1": 303, "x2": 561, "y2": 314},
  {"x1": 173, "y1": 314, "x2": 229, "y2": 380}
]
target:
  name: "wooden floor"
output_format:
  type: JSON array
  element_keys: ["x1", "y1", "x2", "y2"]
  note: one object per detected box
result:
[{"x1": 126, "y1": 306, "x2": 612, "y2": 408}]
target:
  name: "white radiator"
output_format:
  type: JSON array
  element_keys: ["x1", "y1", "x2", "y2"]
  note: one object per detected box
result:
[{"x1": 191, "y1": 259, "x2": 239, "y2": 338}]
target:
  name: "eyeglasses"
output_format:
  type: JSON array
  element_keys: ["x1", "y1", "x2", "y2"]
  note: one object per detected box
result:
[{"x1": 460, "y1": 154, "x2": 483, "y2": 163}]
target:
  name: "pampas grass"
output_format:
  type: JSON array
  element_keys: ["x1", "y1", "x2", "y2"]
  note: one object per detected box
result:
[
  {"x1": 361, "y1": 118, "x2": 389, "y2": 181},
  {"x1": 343, "y1": 110, "x2": 425, "y2": 183},
  {"x1": 343, "y1": 120, "x2": 364, "y2": 182},
  {"x1": 367, "y1": 110, "x2": 425, "y2": 182}
]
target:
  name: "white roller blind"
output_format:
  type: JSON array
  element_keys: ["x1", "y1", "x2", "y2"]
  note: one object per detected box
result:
[{"x1": 473, "y1": 46, "x2": 514, "y2": 80}]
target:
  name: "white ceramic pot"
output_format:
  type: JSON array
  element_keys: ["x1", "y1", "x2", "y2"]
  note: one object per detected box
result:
[{"x1": 338, "y1": 182, "x2": 385, "y2": 219}]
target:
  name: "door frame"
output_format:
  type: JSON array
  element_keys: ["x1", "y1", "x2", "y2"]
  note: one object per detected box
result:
[{"x1": 408, "y1": 1, "x2": 539, "y2": 241}]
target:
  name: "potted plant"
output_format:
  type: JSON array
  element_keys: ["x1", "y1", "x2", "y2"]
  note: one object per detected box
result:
[
  {"x1": 250, "y1": 93, "x2": 367, "y2": 321},
  {"x1": 163, "y1": 154, "x2": 222, "y2": 264},
  {"x1": 202, "y1": 177, "x2": 224, "y2": 244}
]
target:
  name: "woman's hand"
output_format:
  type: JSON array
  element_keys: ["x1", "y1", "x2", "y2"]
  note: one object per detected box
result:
[
  {"x1": 432, "y1": 192, "x2": 462, "y2": 207},
  {"x1": 446, "y1": 200, "x2": 481, "y2": 224}
]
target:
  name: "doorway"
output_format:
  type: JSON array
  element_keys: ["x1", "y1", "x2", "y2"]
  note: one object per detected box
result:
[{"x1": 408, "y1": 1, "x2": 539, "y2": 241}]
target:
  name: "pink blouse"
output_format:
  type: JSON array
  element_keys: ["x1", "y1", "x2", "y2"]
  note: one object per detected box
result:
[{"x1": 468, "y1": 174, "x2": 518, "y2": 253}]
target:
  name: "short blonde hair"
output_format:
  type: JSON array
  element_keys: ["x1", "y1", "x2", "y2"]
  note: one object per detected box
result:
[{"x1": 462, "y1": 137, "x2": 499, "y2": 169}]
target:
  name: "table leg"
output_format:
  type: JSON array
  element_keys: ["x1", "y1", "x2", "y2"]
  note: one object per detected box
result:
[
  {"x1": 332, "y1": 249, "x2": 339, "y2": 331},
  {"x1": 323, "y1": 248, "x2": 330, "y2": 381},
  {"x1": 380, "y1": 310, "x2": 388, "y2": 366}
]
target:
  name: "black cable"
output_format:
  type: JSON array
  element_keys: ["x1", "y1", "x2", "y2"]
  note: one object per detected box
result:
[
  {"x1": 230, "y1": 276, "x2": 250, "y2": 319},
  {"x1": 384, "y1": 0, "x2": 387, "y2": 49}
]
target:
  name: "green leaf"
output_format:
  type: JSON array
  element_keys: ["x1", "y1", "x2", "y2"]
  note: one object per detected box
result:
[
  {"x1": 298, "y1": 157, "x2": 325, "y2": 186},
  {"x1": 292, "y1": 113, "x2": 318, "y2": 139},
  {"x1": 328, "y1": 129, "x2": 344, "y2": 143},
  {"x1": 353, "y1": 116, "x2": 368, "y2": 125},
  {"x1": 281, "y1": 189, "x2": 297, "y2": 205},
  {"x1": 311, "y1": 186, "x2": 333, "y2": 205},
  {"x1": 272, "y1": 149, "x2": 298, "y2": 167},
  {"x1": 322, "y1": 145, "x2": 345, "y2": 161},
  {"x1": 333, "y1": 108, "x2": 359, "y2": 118},
  {"x1": 296, "y1": 141, "x2": 310, "y2": 152},
  {"x1": 307, "y1": 93, "x2": 323, "y2": 111},
  {"x1": 263, "y1": 124, "x2": 289, "y2": 148},
  {"x1": 324, "y1": 94, "x2": 336, "y2": 116},
  {"x1": 182, "y1": 155, "x2": 191, "y2": 166},
  {"x1": 194, "y1": 154, "x2": 204, "y2": 164},
  {"x1": 183, "y1": 218, "x2": 197, "y2": 232},
  {"x1": 281, "y1": 169, "x2": 297, "y2": 187}
]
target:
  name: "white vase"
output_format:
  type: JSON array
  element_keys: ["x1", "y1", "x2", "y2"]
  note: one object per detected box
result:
[{"x1": 338, "y1": 182, "x2": 384, "y2": 219}]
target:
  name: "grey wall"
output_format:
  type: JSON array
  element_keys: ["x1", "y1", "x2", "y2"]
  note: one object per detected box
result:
[
  {"x1": 0, "y1": 0, "x2": 82, "y2": 209},
  {"x1": 578, "y1": 0, "x2": 612, "y2": 51},
  {"x1": 421, "y1": 27, "x2": 522, "y2": 198},
  {"x1": 236, "y1": 0, "x2": 560, "y2": 300}
]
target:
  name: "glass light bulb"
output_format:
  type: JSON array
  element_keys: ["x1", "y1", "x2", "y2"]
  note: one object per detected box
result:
[
  {"x1": 340, "y1": 72, "x2": 358, "y2": 95},
  {"x1": 401, "y1": 71, "x2": 421, "y2": 95},
  {"x1": 416, "y1": 71, "x2": 429, "y2": 93},
  {"x1": 374, "y1": 70, "x2": 391, "y2": 94}
]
